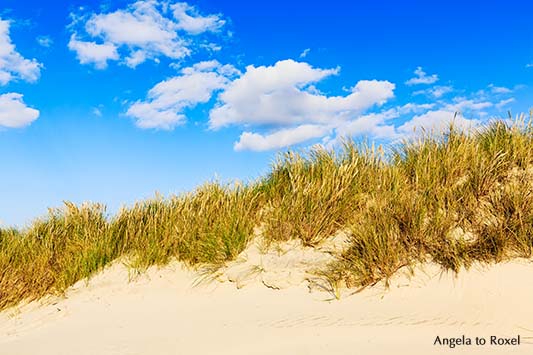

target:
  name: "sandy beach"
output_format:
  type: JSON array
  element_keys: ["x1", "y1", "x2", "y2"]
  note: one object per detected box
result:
[{"x1": 2, "y1": 254, "x2": 533, "y2": 355}]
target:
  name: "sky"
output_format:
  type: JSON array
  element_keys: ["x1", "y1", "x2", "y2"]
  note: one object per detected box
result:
[{"x1": 1, "y1": 0, "x2": 532, "y2": 227}]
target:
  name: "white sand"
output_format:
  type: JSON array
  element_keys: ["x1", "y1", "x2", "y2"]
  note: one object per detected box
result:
[{"x1": 2, "y1": 238, "x2": 533, "y2": 354}]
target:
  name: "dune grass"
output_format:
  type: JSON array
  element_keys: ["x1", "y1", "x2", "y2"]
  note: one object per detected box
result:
[
  {"x1": 328, "y1": 119, "x2": 533, "y2": 289},
  {"x1": 111, "y1": 183, "x2": 262, "y2": 269},
  {"x1": 0, "y1": 203, "x2": 111, "y2": 310},
  {"x1": 0, "y1": 183, "x2": 261, "y2": 310},
  {"x1": 2, "y1": 117, "x2": 533, "y2": 310}
]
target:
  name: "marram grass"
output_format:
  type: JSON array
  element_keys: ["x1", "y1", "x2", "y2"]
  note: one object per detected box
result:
[{"x1": 3, "y1": 118, "x2": 533, "y2": 309}]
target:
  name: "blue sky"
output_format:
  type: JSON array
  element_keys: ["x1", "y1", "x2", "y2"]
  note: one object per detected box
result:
[{"x1": 1, "y1": 0, "x2": 532, "y2": 227}]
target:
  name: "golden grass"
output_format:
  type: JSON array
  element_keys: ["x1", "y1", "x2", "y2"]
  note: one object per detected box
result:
[
  {"x1": 111, "y1": 183, "x2": 262, "y2": 269},
  {"x1": 3, "y1": 117, "x2": 533, "y2": 309}
]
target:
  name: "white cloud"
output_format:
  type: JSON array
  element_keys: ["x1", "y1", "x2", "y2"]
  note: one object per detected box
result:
[
  {"x1": 495, "y1": 98, "x2": 515, "y2": 109},
  {"x1": 126, "y1": 58, "x2": 397, "y2": 149},
  {"x1": 68, "y1": 35, "x2": 119, "y2": 69},
  {"x1": 219, "y1": 61, "x2": 525, "y2": 151},
  {"x1": 171, "y1": 2, "x2": 225, "y2": 34},
  {"x1": 398, "y1": 102, "x2": 436, "y2": 114},
  {"x1": 394, "y1": 83, "x2": 517, "y2": 138},
  {"x1": 331, "y1": 103, "x2": 441, "y2": 144},
  {"x1": 0, "y1": 19, "x2": 42, "y2": 85},
  {"x1": 488, "y1": 84, "x2": 512, "y2": 94},
  {"x1": 299, "y1": 48, "x2": 310, "y2": 58},
  {"x1": 36, "y1": 35, "x2": 53, "y2": 48},
  {"x1": 444, "y1": 98, "x2": 493, "y2": 112},
  {"x1": 209, "y1": 59, "x2": 395, "y2": 129},
  {"x1": 120, "y1": 52, "x2": 522, "y2": 151},
  {"x1": 0, "y1": 93, "x2": 39, "y2": 128},
  {"x1": 398, "y1": 110, "x2": 480, "y2": 135},
  {"x1": 234, "y1": 124, "x2": 331, "y2": 151},
  {"x1": 68, "y1": 1, "x2": 225, "y2": 69},
  {"x1": 0, "y1": 20, "x2": 41, "y2": 129},
  {"x1": 405, "y1": 66, "x2": 438, "y2": 85},
  {"x1": 200, "y1": 42, "x2": 222, "y2": 52},
  {"x1": 333, "y1": 81, "x2": 513, "y2": 146},
  {"x1": 125, "y1": 50, "x2": 148, "y2": 68},
  {"x1": 126, "y1": 60, "x2": 237, "y2": 129},
  {"x1": 430, "y1": 86, "x2": 453, "y2": 98},
  {"x1": 414, "y1": 85, "x2": 453, "y2": 98},
  {"x1": 335, "y1": 109, "x2": 399, "y2": 140},
  {"x1": 207, "y1": 59, "x2": 396, "y2": 151}
]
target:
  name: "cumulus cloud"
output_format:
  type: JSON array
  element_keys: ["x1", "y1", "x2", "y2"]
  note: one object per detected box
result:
[
  {"x1": 0, "y1": 19, "x2": 42, "y2": 85},
  {"x1": 68, "y1": 35, "x2": 119, "y2": 69},
  {"x1": 205, "y1": 59, "x2": 396, "y2": 151},
  {"x1": 209, "y1": 59, "x2": 395, "y2": 129},
  {"x1": 126, "y1": 60, "x2": 238, "y2": 129},
  {"x1": 171, "y1": 2, "x2": 225, "y2": 34},
  {"x1": 0, "y1": 19, "x2": 41, "y2": 129},
  {"x1": 68, "y1": 1, "x2": 225, "y2": 69},
  {"x1": 234, "y1": 124, "x2": 331, "y2": 151},
  {"x1": 335, "y1": 109, "x2": 399, "y2": 140},
  {"x1": 414, "y1": 85, "x2": 453, "y2": 98},
  {"x1": 122, "y1": 54, "x2": 519, "y2": 151},
  {"x1": 331, "y1": 103, "x2": 441, "y2": 144},
  {"x1": 224, "y1": 61, "x2": 522, "y2": 150},
  {"x1": 125, "y1": 58, "x2": 396, "y2": 150},
  {"x1": 398, "y1": 110, "x2": 480, "y2": 135},
  {"x1": 395, "y1": 80, "x2": 518, "y2": 139},
  {"x1": 0, "y1": 93, "x2": 39, "y2": 128},
  {"x1": 405, "y1": 66, "x2": 438, "y2": 85}
]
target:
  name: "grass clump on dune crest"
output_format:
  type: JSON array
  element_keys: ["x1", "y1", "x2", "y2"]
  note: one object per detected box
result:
[
  {"x1": 111, "y1": 182, "x2": 262, "y2": 269},
  {"x1": 329, "y1": 119, "x2": 533, "y2": 289},
  {"x1": 260, "y1": 140, "x2": 391, "y2": 248},
  {"x1": 3, "y1": 117, "x2": 533, "y2": 309},
  {"x1": 0, "y1": 203, "x2": 112, "y2": 310}
]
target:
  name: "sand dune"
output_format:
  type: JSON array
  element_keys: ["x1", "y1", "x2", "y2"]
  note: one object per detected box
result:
[{"x1": 2, "y1": 255, "x2": 533, "y2": 355}]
